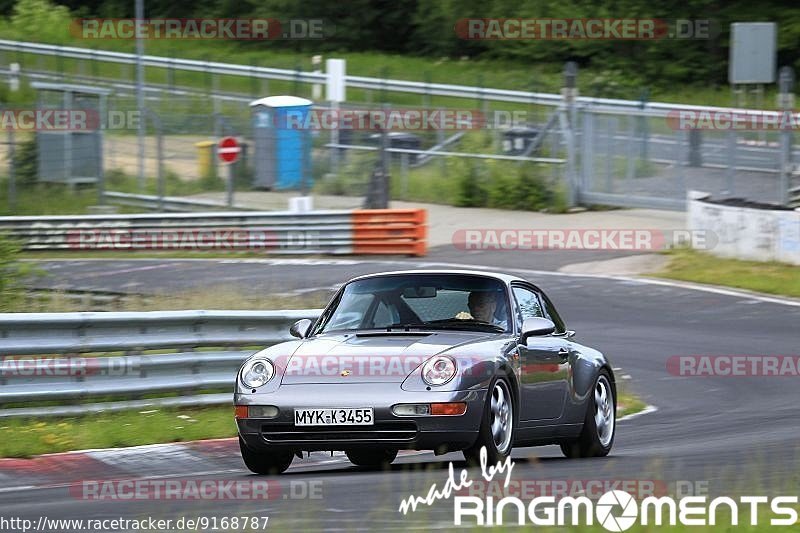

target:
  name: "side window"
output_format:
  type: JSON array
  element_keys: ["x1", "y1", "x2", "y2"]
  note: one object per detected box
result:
[
  {"x1": 540, "y1": 293, "x2": 566, "y2": 334},
  {"x1": 511, "y1": 286, "x2": 544, "y2": 330}
]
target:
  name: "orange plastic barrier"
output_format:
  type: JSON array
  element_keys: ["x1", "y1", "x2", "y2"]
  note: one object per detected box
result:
[{"x1": 351, "y1": 209, "x2": 427, "y2": 257}]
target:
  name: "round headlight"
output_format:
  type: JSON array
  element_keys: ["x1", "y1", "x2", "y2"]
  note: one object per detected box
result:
[
  {"x1": 421, "y1": 355, "x2": 457, "y2": 386},
  {"x1": 240, "y1": 358, "x2": 275, "y2": 388}
]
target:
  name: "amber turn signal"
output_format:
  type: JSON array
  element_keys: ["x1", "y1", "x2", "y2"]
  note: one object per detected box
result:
[{"x1": 429, "y1": 402, "x2": 467, "y2": 415}]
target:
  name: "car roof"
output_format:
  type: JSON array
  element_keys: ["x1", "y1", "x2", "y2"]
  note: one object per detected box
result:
[{"x1": 347, "y1": 269, "x2": 528, "y2": 285}]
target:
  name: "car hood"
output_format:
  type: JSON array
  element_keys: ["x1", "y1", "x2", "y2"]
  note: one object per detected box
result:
[{"x1": 280, "y1": 331, "x2": 493, "y2": 384}]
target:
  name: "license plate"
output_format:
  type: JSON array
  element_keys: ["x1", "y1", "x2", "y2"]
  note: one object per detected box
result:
[{"x1": 294, "y1": 408, "x2": 374, "y2": 426}]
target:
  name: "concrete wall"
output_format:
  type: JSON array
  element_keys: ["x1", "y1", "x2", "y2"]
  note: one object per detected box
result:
[{"x1": 687, "y1": 191, "x2": 800, "y2": 265}]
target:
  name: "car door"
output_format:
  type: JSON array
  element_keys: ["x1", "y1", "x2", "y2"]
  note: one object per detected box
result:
[{"x1": 512, "y1": 284, "x2": 570, "y2": 421}]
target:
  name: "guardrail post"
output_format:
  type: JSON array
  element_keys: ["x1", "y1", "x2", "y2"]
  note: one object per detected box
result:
[
  {"x1": 687, "y1": 128, "x2": 702, "y2": 167},
  {"x1": 778, "y1": 66, "x2": 794, "y2": 205}
]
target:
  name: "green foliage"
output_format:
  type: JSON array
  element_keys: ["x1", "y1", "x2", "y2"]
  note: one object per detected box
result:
[
  {"x1": 1, "y1": 0, "x2": 798, "y2": 93},
  {"x1": 0, "y1": 234, "x2": 31, "y2": 311},
  {"x1": 454, "y1": 162, "x2": 486, "y2": 207},
  {"x1": 11, "y1": 135, "x2": 37, "y2": 187},
  {"x1": 9, "y1": 0, "x2": 72, "y2": 43}
]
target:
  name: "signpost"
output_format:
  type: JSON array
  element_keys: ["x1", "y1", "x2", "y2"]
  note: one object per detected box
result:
[{"x1": 217, "y1": 136, "x2": 241, "y2": 207}]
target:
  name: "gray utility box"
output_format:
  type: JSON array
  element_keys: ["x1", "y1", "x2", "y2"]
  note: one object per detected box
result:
[{"x1": 32, "y1": 83, "x2": 110, "y2": 185}]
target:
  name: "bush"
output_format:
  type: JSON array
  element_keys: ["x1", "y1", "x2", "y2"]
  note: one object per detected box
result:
[
  {"x1": 9, "y1": 0, "x2": 72, "y2": 44},
  {"x1": 454, "y1": 162, "x2": 487, "y2": 207},
  {"x1": 11, "y1": 135, "x2": 38, "y2": 187}
]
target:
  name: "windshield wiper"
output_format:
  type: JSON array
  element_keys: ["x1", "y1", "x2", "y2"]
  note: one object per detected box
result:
[
  {"x1": 385, "y1": 322, "x2": 430, "y2": 331},
  {"x1": 388, "y1": 320, "x2": 505, "y2": 333}
]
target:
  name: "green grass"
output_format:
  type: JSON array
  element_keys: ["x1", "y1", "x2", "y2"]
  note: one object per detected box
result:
[
  {"x1": 0, "y1": 182, "x2": 107, "y2": 216},
  {"x1": 0, "y1": 21, "x2": 772, "y2": 109},
  {"x1": 11, "y1": 283, "x2": 330, "y2": 312},
  {"x1": 0, "y1": 406, "x2": 237, "y2": 457},
  {"x1": 655, "y1": 249, "x2": 800, "y2": 298},
  {"x1": 617, "y1": 390, "x2": 647, "y2": 419},
  {"x1": 0, "y1": 167, "x2": 242, "y2": 216}
]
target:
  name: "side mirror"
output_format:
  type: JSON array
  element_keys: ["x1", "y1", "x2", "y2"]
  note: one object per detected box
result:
[
  {"x1": 520, "y1": 317, "x2": 556, "y2": 344},
  {"x1": 289, "y1": 319, "x2": 313, "y2": 339}
]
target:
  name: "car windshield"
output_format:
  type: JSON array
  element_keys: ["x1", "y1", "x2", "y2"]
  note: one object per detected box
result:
[{"x1": 314, "y1": 274, "x2": 511, "y2": 334}]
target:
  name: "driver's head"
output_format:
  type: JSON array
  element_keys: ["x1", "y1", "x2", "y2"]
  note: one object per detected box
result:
[{"x1": 468, "y1": 291, "x2": 498, "y2": 322}]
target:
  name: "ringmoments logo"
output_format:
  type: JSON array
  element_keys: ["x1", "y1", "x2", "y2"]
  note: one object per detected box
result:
[
  {"x1": 397, "y1": 449, "x2": 799, "y2": 529},
  {"x1": 452, "y1": 491, "x2": 799, "y2": 529}
]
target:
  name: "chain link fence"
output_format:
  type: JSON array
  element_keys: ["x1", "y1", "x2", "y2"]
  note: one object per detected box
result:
[{"x1": 0, "y1": 41, "x2": 796, "y2": 215}]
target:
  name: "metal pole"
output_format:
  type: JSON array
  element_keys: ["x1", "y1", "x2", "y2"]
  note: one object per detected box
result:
[
  {"x1": 155, "y1": 113, "x2": 164, "y2": 212},
  {"x1": 778, "y1": 66, "x2": 794, "y2": 205},
  {"x1": 400, "y1": 152, "x2": 408, "y2": 200},
  {"x1": 135, "y1": 0, "x2": 145, "y2": 191},
  {"x1": 97, "y1": 94, "x2": 106, "y2": 206},
  {"x1": 226, "y1": 163, "x2": 234, "y2": 208},
  {"x1": 7, "y1": 128, "x2": 15, "y2": 213},
  {"x1": 562, "y1": 62, "x2": 578, "y2": 206}
]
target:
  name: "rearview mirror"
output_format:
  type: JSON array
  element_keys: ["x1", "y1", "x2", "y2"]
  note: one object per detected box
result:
[
  {"x1": 401, "y1": 286, "x2": 437, "y2": 298},
  {"x1": 289, "y1": 319, "x2": 313, "y2": 339},
  {"x1": 520, "y1": 317, "x2": 556, "y2": 344}
]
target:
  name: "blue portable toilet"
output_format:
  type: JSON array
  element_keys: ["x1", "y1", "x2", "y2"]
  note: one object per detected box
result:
[{"x1": 250, "y1": 95, "x2": 313, "y2": 191}]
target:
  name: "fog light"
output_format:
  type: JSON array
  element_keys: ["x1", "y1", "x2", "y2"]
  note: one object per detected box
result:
[
  {"x1": 430, "y1": 402, "x2": 467, "y2": 416},
  {"x1": 392, "y1": 404, "x2": 431, "y2": 416},
  {"x1": 249, "y1": 405, "x2": 279, "y2": 418},
  {"x1": 236, "y1": 405, "x2": 279, "y2": 419}
]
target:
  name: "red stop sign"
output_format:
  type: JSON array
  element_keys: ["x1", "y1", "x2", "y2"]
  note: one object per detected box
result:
[{"x1": 217, "y1": 136, "x2": 241, "y2": 164}]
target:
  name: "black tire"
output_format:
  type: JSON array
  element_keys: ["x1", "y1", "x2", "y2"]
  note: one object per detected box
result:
[
  {"x1": 239, "y1": 437, "x2": 294, "y2": 475},
  {"x1": 345, "y1": 449, "x2": 398, "y2": 468},
  {"x1": 561, "y1": 370, "x2": 616, "y2": 458},
  {"x1": 463, "y1": 376, "x2": 515, "y2": 466}
]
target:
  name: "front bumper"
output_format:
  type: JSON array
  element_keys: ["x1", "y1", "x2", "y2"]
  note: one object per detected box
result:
[{"x1": 235, "y1": 383, "x2": 486, "y2": 453}]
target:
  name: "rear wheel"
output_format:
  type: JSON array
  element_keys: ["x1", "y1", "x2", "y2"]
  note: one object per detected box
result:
[
  {"x1": 561, "y1": 371, "x2": 615, "y2": 458},
  {"x1": 464, "y1": 377, "x2": 514, "y2": 465},
  {"x1": 239, "y1": 437, "x2": 294, "y2": 474},
  {"x1": 345, "y1": 449, "x2": 398, "y2": 468}
]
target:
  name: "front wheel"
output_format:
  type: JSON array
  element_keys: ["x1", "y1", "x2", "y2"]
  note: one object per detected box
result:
[
  {"x1": 239, "y1": 437, "x2": 294, "y2": 474},
  {"x1": 561, "y1": 371, "x2": 615, "y2": 458},
  {"x1": 345, "y1": 449, "x2": 398, "y2": 468},
  {"x1": 464, "y1": 377, "x2": 514, "y2": 465}
]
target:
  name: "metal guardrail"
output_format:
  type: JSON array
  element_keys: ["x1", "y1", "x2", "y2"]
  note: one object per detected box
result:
[
  {"x1": 0, "y1": 309, "x2": 322, "y2": 417},
  {"x1": 0, "y1": 209, "x2": 427, "y2": 256},
  {"x1": 2, "y1": 39, "x2": 791, "y2": 118},
  {"x1": 104, "y1": 191, "x2": 255, "y2": 212}
]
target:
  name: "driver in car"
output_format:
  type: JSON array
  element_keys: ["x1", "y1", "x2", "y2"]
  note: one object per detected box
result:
[{"x1": 456, "y1": 291, "x2": 508, "y2": 329}]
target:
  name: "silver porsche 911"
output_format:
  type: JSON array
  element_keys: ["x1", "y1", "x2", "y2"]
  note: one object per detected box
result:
[{"x1": 234, "y1": 270, "x2": 616, "y2": 474}]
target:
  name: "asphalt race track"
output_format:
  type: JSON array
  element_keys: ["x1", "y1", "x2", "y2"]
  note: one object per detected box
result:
[{"x1": 2, "y1": 255, "x2": 799, "y2": 531}]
